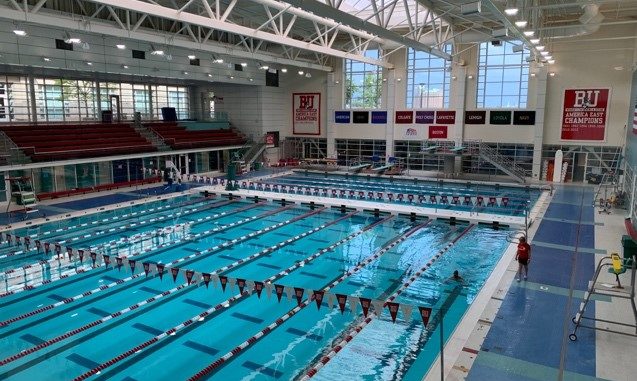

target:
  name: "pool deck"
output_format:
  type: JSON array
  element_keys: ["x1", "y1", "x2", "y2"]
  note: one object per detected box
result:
[{"x1": 441, "y1": 184, "x2": 637, "y2": 381}]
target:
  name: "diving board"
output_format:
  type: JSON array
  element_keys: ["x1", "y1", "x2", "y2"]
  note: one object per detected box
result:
[
  {"x1": 450, "y1": 147, "x2": 465, "y2": 153},
  {"x1": 372, "y1": 164, "x2": 394, "y2": 172},
  {"x1": 348, "y1": 163, "x2": 371, "y2": 172}
]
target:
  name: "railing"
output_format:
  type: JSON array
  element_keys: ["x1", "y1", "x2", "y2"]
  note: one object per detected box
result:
[{"x1": 477, "y1": 142, "x2": 528, "y2": 182}]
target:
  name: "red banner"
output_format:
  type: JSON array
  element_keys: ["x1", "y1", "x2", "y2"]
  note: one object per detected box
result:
[
  {"x1": 115, "y1": 257, "x2": 123, "y2": 270},
  {"x1": 78, "y1": 250, "x2": 84, "y2": 263},
  {"x1": 128, "y1": 260, "x2": 136, "y2": 273},
  {"x1": 275, "y1": 284, "x2": 285, "y2": 302},
  {"x1": 395, "y1": 111, "x2": 413, "y2": 124},
  {"x1": 220, "y1": 276, "x2": 228, "y2": 292},
  {"x1": 436, "y1": 111, "x2": 456, "y2": 124},
  {"x1": 360, "y1": 297, "x2": 371, "y2": 317},
  {"x1": 293, "y1": 93, "x2": 321, "y2": 135},
  {"x1": 428, "y1": 125, "x2": 448, "y2": 139},
  {"x1": 185, "y1": 270, "x2": 195, "y2": 285},
  {"x1": 143, "y1": 262, "x2": 150, "y2": 276},
  {"x1": 237, "y1": 278, "x2": 246, "y2": 293},
  {"x1": 103, "y1": 254, "x2": 111, "y2": 266},
  {"x1": 202, "y1": 273, "x2": 211, "y2": 288},
  {"x1": 418, "y1": 306, "x2": 432, "y2": 326},
  {"x1": 294, "y1": 287, "x2": 305, "y2": 306},
  {"x1": 561, "y1": 88, "x2": 610, "y2": 140},
  {"x1": 313, "y1": 291, "x2": 324, "y2": 310},
  {"x1": 254, "y1": 281, "x2": 264, "y2": 298},
  {"x1": 171, "y1": 267, "x2": 179, "y2": 282},
  {"x1": 90, "y1": 252, "x2": 97, "y2": 266},
  {"x1": 67, "y1": 247, "x2": 73, "y2": 261},
  {"x1": 336, "y1": 294, "x2": 347, "y2": 314},
  {"x1": 156, "y1": 263, "x2": 165, "y2": 280},
  {"x1": 387, "y1": 302, "x2": 400, "y2": 323}
]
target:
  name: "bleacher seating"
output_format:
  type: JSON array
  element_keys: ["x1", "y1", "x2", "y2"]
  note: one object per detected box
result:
[
  {"x1": 145, "y1": 122, "x2": 246, "y2": 149},
  {"x1": 0, "y1": 123, "x2": 156, "y2": 162},
  {"x1": 36, "y1": 176, "x2": 162, "y2": 201}
]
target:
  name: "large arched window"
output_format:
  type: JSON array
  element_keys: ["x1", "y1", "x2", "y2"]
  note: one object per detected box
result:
[
  {"x1": 477, "y1": 41, "x2": 530, "y2": 108},
  {"x1": 406, "y1": 46, "x2": 452, "y2": 108},
  {"x1": 344, "y1": 50, "x2": 383, "y2": 109}
]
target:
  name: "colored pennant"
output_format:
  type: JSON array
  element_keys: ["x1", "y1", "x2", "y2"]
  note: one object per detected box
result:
[
  {"x1": 202, "y1": 273, "x2": 211, "y2": 288},
  {"x1": 66, "y1": 247, "x2": 74, "y2": 261},
  {"x1": 418, "y1": 306, "x2": 432, "y2": 326},
  {"x1": 90, "y1": 252, "x2": 97, "y2": 266},
  {"x1": 360, "y1": 298, "x2": 371, "y2": 317},
  {"x1": 274, "y1": 284, "x2": 285, "y2": 302},
  {"x1": 103, "y1": 255, "x2": 111, "y2": 267},
  {"x1": 336, "y1": 294, "x2": 347, "y2": 314},
  {"x1": 143, "y1": 262, "x2": 150, "y2": 276},
  {"x1": 313, "y1": 291, "x2": 324, "y2": 310},
  {"x1": 294, "y1": 288, "x2": 305, "y2": 306},
  {"x1": 185, "y1": 270, "x2": 195, "y2": 285},
  {"x1": 387, "y1": 302, "x2": 400, "y2": 323},
  {"x1": 171, "y1": 267, "x2": 179, "y2": 282},
  {"x1": 115, "y1": 257, "x2": 123, "y2": 271},
  {"x1": 219, "y1": 276, "x2": 228, "y2": 292},
  {"x1": 44, "y1": 242, "x2": 50, "y2": 253},
  {"x1": 156, "y1": 264, "x2": 165, "y2": 280},
  {"x1": 129, "y1": 260, "x2": 136, "y2": 273},
  {"x1": 254, "y1": 281, "x2": 264, "y2": 298},
  {"x1": 237, "y1": 279, "x2": 246, "y2": 294},
  {"x1": 77, "y1": 250, "x2": 84, "y2": 263}
]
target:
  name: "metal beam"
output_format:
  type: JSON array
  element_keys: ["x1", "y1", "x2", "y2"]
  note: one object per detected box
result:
[
  {"x1": 283, "y1": 0, "x2": 452, "y2": 60},
  {"x1": 0, "y1": 6, "x2": 332, "y2": 71},
  {"x1": 82, "y1": 0, "x2": 392, "y2": 67}
]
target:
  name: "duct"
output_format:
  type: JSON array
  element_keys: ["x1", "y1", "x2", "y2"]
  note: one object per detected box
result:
[
  {"x1": 543, "y1": 3, "x2": 605, "y2": 39},
  {"x1": 417, "y1": 30, "x2": 493, "y2": 45}
]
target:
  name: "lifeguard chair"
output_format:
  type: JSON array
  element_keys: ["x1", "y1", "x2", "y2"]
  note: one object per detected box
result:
[{"x1": 6, "y1": 176, "x2": 38, "y2": 218}]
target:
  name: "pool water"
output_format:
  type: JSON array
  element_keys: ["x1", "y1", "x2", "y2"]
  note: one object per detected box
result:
[
  {"x1": 0, "y1": 193, "x2": 511, "y2": 381},
  {"x1": 256, "y1": 171, "x2": 541, "y2": 217}
]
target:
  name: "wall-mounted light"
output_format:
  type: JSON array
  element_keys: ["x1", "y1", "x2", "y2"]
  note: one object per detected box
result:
[
  {"x1": 116, "y1": 44, "x2": 126, "y2": 50},
  {"x1": 13, "y1": 29, "x2": 27, "y2": 36},
  {"x1": 335, "y1": 80, "x2": 340, "y2": 84},
  {"x1": 249, "y1": 78, "x2": 254, "y2": 82},
  {"x1": 207, "y1": 73, "x2": 213, "y2": 77},
  {"x1": 467, "y1": 74, "x2": 474, "y2": 79},
  {"x1": 536, "y1": 45, "x2": 545, "y2": 51},
  {"x1": 281, "y1": 68, "x2": 288, "y2": 73},
  {"x1": 229, "y1": 75, "x2": 234, "y2": 79},
  {"x1": 187, "y1": 55, "x2": 196, "y2": 60},
  {"x1": 240, "y1": 62, "x2": 248, "y2": 67},
  {"x1": 42, "y1": 57, "x2": 51, "y2": 62},
  {"x1": 549, "y1": 72, "x2": 556, "y2": 77},
  {"x1": 530, "y1": 73, "x2": 537, "y2": 77},
  {"x1": 547, "y1": 60, "x2": 556, "y2": 64},
  {"x1": 212, "y1": 55, "x2": 223, "y2": 63},
  {"x1": 397, "y1": 78, "x2": 402, "y2": 82},
  {"x1": 452, "y1": 75, "x2": 457, "y2": 80},
  {"x1": 298, "y1": 70, "x2": 304, "y2": 75},
  {"x1": 504, "y1": 7, "x2": 519, "y2": 16},
  {"x1": 64, "y1": 32, "x2": 81, "y2": 44},
  {"x1": 122, "y1": 64, "x2": 129, "y2": 69},
  {"x1": 258, "y1": 62, "x2": 269, "y2": 70},
  {"x1": 150, "y1": 44, "x2": 164, "y2": 55},
  {"x1": 305, "y1": 72, "x2": 312, "y2": 78},
  {"x1": 183, "y1": 71, "x2": 188, "y2": 75},
  {"x1": 382, "y1": 78, "x2": 387, "y2": 82}
]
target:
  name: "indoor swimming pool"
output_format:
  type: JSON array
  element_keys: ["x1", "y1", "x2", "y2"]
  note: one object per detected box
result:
[
  {"x1": 0, "y1": 193, "x2": 511, "y2": 380},
  {"x1": 251, "y1": 171, "x2": 541, "y2": 217}
]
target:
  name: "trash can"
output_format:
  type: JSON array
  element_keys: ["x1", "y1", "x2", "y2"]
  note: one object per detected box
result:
[
  {"x1": 621, "y1": 235, "x2": 637, "y2": 261},
  {"x1": 101, "y1": 110, "x2": 113, "y2": 123}
]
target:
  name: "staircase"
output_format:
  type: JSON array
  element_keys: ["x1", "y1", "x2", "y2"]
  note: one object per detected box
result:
[
  {"x1": 132, "y1": 121, "x2": 171, "y2": 152},
  {"x1": 238, "y1": 138, "x2": 267, "y2": 172},
  {"x1": 478, "y1": 142, "x2": 527, "y2": 183},
  {"x1": 0, "y1": 131, "x2": 31, "y2": 165}
]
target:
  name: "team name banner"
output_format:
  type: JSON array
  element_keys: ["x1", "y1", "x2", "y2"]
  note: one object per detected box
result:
[
  {"x1": 395, "y1": 111, "x2": 413, "y2": 124},
  {"x1": 371, "y1": 111, "x2": 387, "y2": 124},
  {"x1": 415, "y1": 111, "x2": 435, "y2": 124},
  {"x1": 334, "y1": 111, "x2": 350, "y2": 123},
  {"x1": 293, "y1": 92, "x2": 321, "y2": 135},
  {"x1": 561, "y1": 88, "x2": 610, "y2": 141},
  {"x1": 428, "y1": 126, "x2": 448, "y2": 139}
]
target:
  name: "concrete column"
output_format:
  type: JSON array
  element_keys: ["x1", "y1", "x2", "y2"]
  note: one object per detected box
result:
[
  {"x1": 385, "y1": 68, "x2": 397, "y2": 158},
  {"x1": 532, "y1": 66, "x2": 549, "y2": 180},
  {"x1": 28, "y1": 75, "x2": 37, "y2": 123},
  {"x1": 326, "y1": 71, "x2": 339, "y2": 157}
]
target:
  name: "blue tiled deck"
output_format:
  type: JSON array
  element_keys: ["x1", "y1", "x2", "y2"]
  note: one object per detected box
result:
[{"x1": 467, "y1": 185, "x2": 606, "y2": 381}]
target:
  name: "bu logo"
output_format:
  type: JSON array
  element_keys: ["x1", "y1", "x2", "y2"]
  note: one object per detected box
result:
[
  {"x1": 299, "y1": 95, "x2": 314, "y2": 109},
  {"x1": 573, "y1": 90, "x2": 600, "y2": 108}
]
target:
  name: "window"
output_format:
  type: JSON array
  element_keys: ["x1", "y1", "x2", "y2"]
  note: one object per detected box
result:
[
  {"x1": 153, "y1": 85, "x2": 189, "y2": 120},
  {"x1": 477, "y1": 41, "x2": 529, "y2": 108},
  {"x1": 344, "y1": 50, "x2": 383, "y2": 109},
  {"x1": 406, "y1": 46, "x2": 452, "y2": 108}
]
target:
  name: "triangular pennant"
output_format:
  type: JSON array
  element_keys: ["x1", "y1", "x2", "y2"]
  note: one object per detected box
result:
[
  {"x1": 24, "y1": 236, "x2": 31, "y2": 249},
  {"x1": 387, "y1": 302, "x2": 400, "y2": 323},
  {"x1": 143, "y1": 262, "x2": 150, "y2": 276},
  {"x1": 90, "y1": 252, "x2": 97, "y2": 266},
  {"x1": 254, "y1": 281, "x2": 264, "y2": 298},
  {"x1": 185, "y1": 270, "x2": 195, "y2": 285},
  {"x1": 360, "y1": 298, "x2": 371, "y2": 317},
  {"x1": 156, "y1": 264, "x2": 165, "y2": 280},
  {"x1": 66, "y1": 247, "x2": 74, "y2": 261},
  {"x1": 418, "y1": 306, "x2": 432, "y2": 326},
  {"x1": 44, "y1": 242, "x2": 50, "y2": 253},
  {"x1": 294, "y1": 287, "x2": 305, "y2": 306},
  {"x1": 236, "y1": 278, "x2": 246, "y2": 294},
  {"x1": 245, "y1": 281, "x2": 255, "y2": 295},
  {"x1": 327, "y1": 293, "x2": 335, "y2": 309},
  {"x1": 274, "y1": 284, "x2": 285, "y2": 302},
  {"x1": 103, "y1": 254, "x2": 111, "y2": 267},
  {"x1": 171, "y1": 267, "x2": 179, "y2": 282},
  {"x1": 336, "y1": 294, "x2": 347, "y2": 314},
  {"x1": 219, "y1": 276, "x2": 228, "y2": 292},
  {"x1": 55, "y1": 244, "x2": 61, "y2": 254},
  {"x1": 372, "y1": 300, "x2": 384, "y2": 317},
  {"x1": 349, "y1": 297, "x2": 359, "y2": 314},
  {"x1": 129, "y1": 260, "x2": 136, "y2": 273},
  {"x1": 265, "y1": 283, "x2": 273, "y2": 299},
  {"x1": 401, "y1": 305, "x2": 413, "y2": 323},
  {"x1": 211, "y1": 274, "x2": 219, "y2": 289},
  {"x1": 77, "y1": 250, "x2": 84, "y2": 263},
  {"x1": 313, "y1": 291, "x2": 324, "y2": 310},
  {"x1": 202, "y1": 273, "x2": 211, "y2": 288},
  {"x1": 36, "y1": 240, "x2": 42, "y2": 251},
  {"x1": 228, "y1": 278, "x2": 237, "y2": 292},
  {"x1": 115, "y1": 257, "x2": 123, "y2": 271}
]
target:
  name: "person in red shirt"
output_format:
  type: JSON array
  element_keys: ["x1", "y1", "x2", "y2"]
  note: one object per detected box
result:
[{"x1": 515, "y1": 236, "x2": 531, "y2": 281}]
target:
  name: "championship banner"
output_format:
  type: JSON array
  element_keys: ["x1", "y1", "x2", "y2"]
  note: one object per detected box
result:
[
  {"x1": 561, "y1": 88, "x2": 610, "y2": 141},
  {"x1": 293, "y1": 92, "x2": 321, "y2": 135}
]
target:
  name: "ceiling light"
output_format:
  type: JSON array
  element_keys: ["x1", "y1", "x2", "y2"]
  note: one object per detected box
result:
[
  {"x1": 504, "y1": 7, "x2": 519, "y2": 16},
  {"x1": 530, "y1": 73, "x2": 537, "y2": 77},
  {"x1": 150, "y1": 45, "x2": 164, "y2": 55},
  {"x1": 614, "y1": 66, "x2": 624, "y2": 71},
  {"x1": 249, "y1": 78, "x2": 254, "y2": 82},
  {"x1": 13, "y1": 29, "x2": 27, "y2": 36},
  {"x1": 259, "y1": 64, "x2": 269, "y2": 70},
  {"x1": 467, "y1": 74, "x2": 474, "y2": 79},
  {"x1": 545, "y1": 55, "x2": 553, "y2": 60},
  {"x1": 215, "y1": 58, "x2": 224, "y2": 63},
  {"x1": 86, "y1": 62, "x2": 93, "y2": 66},
  {"x1": 540, "y1": 51, "x2": 549, "y2": 56},
  {"x1": 298, "y1": 70, "x2": 304, "y2": 75},
  {"x1": 67, "y1": 37, "x2": 81, "y2": 44},
  {"x1": 183, "y1": 71, "x2": 188, "y2": 75},
  {"x1": 188, "y1": 55, "x2": 196, "y2": 60},
  {"x1": 229, "y1": 75, "x2": 234, "y2": 79},
  {"x1": 548, "y1": 60, "x2": 555, "y2": 64},
  {"x1": 208, "y1": 74, "x2": 213, "y2": 77},
  {"x1": 281, "y1": 68, "x2": 288, "y2": 73},
  {"x1": 240, "y1": 62, "x2": 247, "y2": 67},
  {"x1": 523, "y1": 30, "x2": 535, "y2": 37},
  {"x1": 530, "y1": 38, "x2": 540, "y2": 44},
  {"x1": 43, "y1": 57, "x2": 51, "y2": 62},
  {"x1": 515, "y1": 20, "x2": 528, "y2": 28},
  {"x1": 536, "y1": 45, "x2": 545, "y2": 51},
  {"x1": 122, "y1": 65, "x2": 129, "y2": 69},
  {"x1": 305, "y1": 72, "x2": 312, "y2": 78},
  {"x1": 116, "y1": 44, "x2": 126, "y2": 50},
  {"x1": 549, "y1": 72, "x2": 556, "y2": 76}
]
